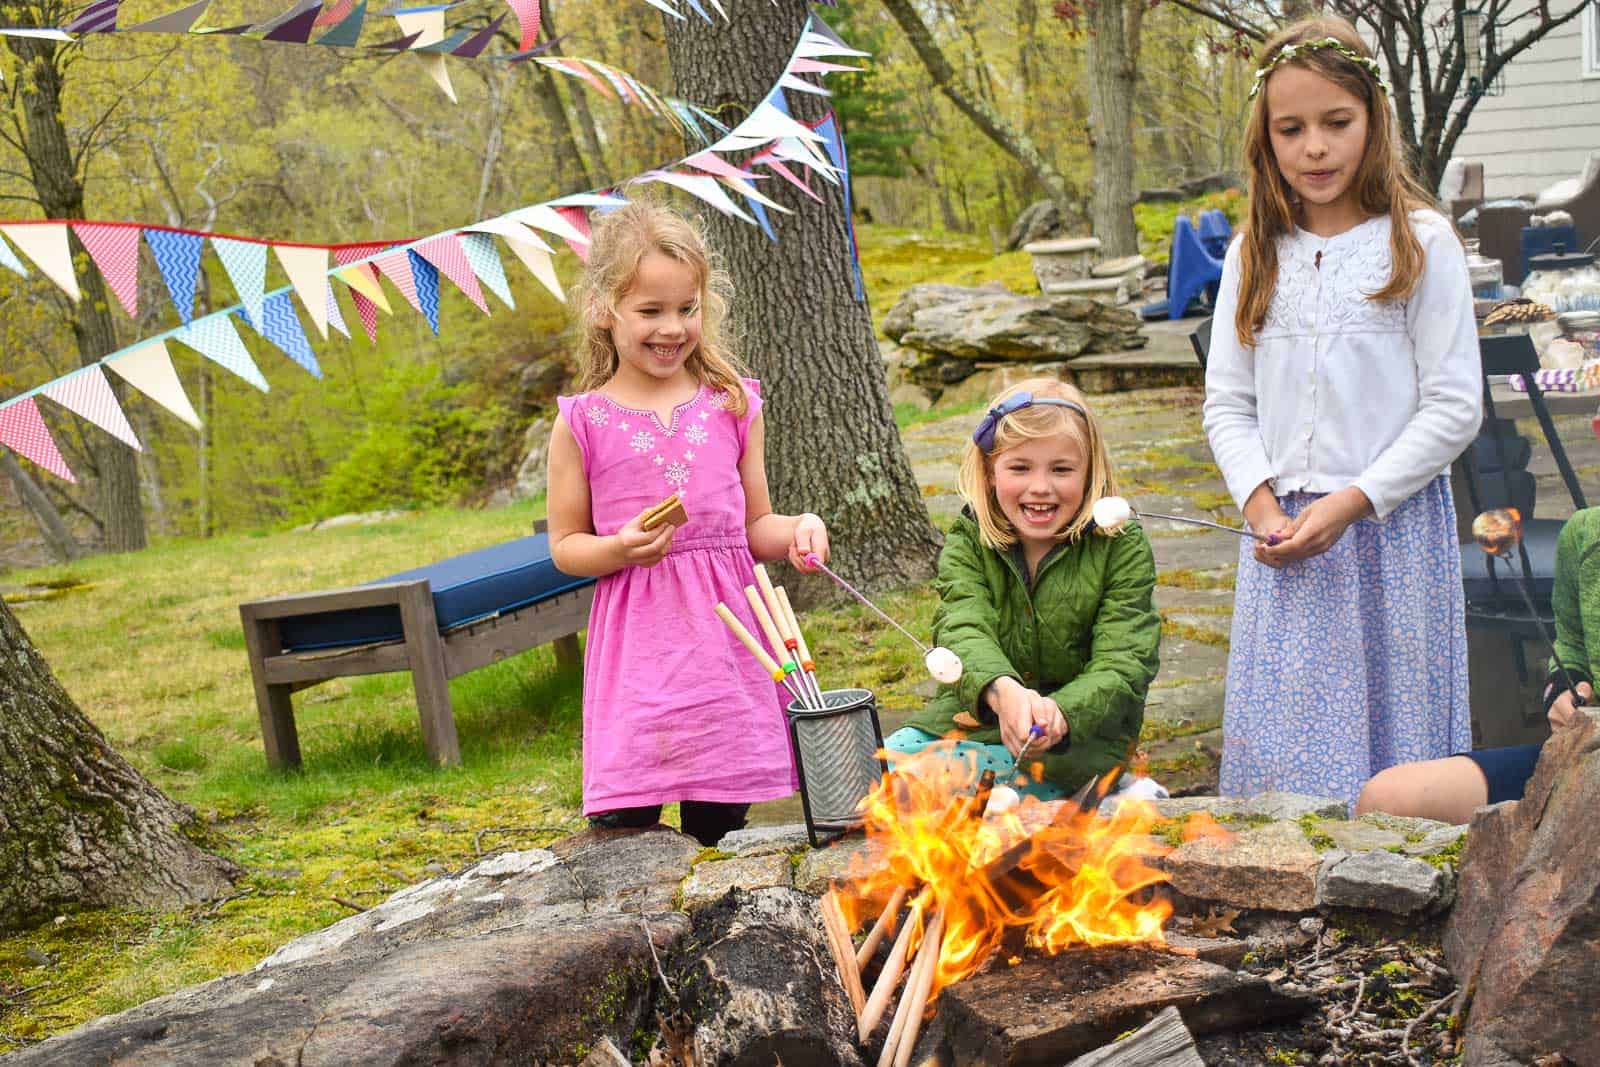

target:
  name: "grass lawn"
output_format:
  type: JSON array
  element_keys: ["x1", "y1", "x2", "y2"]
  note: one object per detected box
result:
[{"x1": 0, "y1": 497, "x2": 941, "y2": 1050}]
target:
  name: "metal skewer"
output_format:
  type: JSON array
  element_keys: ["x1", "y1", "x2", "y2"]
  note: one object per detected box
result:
[
  {"x1": 1137, "y1": 509, "x2": 1274, "y2": 543},
  {"x1": 803, "y1": 552, "x2": 930, "y2": 653}
]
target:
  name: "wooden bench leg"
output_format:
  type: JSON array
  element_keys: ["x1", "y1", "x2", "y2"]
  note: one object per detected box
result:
[
  {"x1": 552, "y1": 633, "x2": 582, "y2": 669},
  {"x1": 398, "y1": 583, "x2": 461, "y2": 767},
  {"x1": 239, "y1": 607, "x2": 302, "y2": 770}
]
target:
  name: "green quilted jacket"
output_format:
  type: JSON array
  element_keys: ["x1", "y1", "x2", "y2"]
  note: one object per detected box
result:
[
  {"x1": 1550, "y1": 507, "x2": 1600, "y2": 690},
  {"x1": 903, "y1": 510, "x2": 1162, "y2": 791}
]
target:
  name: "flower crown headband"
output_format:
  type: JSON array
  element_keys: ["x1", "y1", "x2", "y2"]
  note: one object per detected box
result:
[{"x1": 1247, "y1": 37, "x2": 1392, "y2": 101}]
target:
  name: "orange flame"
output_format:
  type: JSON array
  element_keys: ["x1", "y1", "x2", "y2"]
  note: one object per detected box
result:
[{"x1": 837, "y1": 745, "x2": 1174, "y2": 1000}]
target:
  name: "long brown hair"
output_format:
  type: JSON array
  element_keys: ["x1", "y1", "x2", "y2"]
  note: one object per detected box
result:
[
  {"x1": 1234, "y1": 16, "x2": 1435, "y2": 348},
  {"x1": 571, "y1": 198, "x2": 749, "y2": 414},
  {"x1": 956, "y1": 379, "x2": 1122, "y2": 550}
]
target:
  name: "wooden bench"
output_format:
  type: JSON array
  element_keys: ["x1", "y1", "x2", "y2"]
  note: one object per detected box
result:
[{"x1": 239, "y1": 520, "x2": 593, "y2": 769}]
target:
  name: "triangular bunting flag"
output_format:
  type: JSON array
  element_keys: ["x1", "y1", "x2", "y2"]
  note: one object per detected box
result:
[
  {"x1": 506, "y1": 0, "x2": 538, "y2": 50},
  {"x1": 744, "y1": 195, "x2": 777, "y2": 242},
  {"x1": 334, "y1": 264, "x2": 391, "y2": 312},
  {"x1": 414, "y1": 234, "x2": 487, "y2": 314},
  {"x1": 325, "y1": 285, "x2": 349, "y2": 338},
  {"x1": 373, "y1": 249, "x2": 422, "y2": 314},
  {"x1": 467, "y1": 214, "x2": 553, "y2": 251},
  {"x1": 71, "y1": 223, "x2": 140, "y2": 317},
  {"x1": 273, "y1": 244, "x2": 331, "y2": 339},
  {"x1": 240, "y1": 292, "x2": 321, "y2": 378},
  {"x1": 681, "y1": 0, "x2": 712, "y2": 24},
  {"x1": 459, "y1": 232, "x2": 513, "y2": 310},
  {"x1": 313, "y1": 0, "x2": 355, "y2": 28},
  {"x1": 212, "y1": 236, "x2": 268, "y2": 329},
  {"x1": 65, "y1": 0, "x2": 119, "y2": 33},
  {"x1": 39, "y1": 365, "x2": 142, "y2": 449},
  {"x1": 144, "y1": 228, "x2": 204, "y2": 323},
  {"x1": 0, "y1": 224, "x2": 80, "y2": 300},
  {"x1": 408, "y1": 249, "x2": 441, "y2": 334},
  {"x1": 509, "y1": 204, "x2": 590, "y2": 247},
  {"x1": 252, "y1": 0, "x2": 317, "y2": 36},
  {"x1": 105, "y1": 339, "x2": 201, "y2": 429},
  {"x1": 263, "y1": 0, "x2": 323, "y2": 41},
  {"x1": 640, "y1": 171, "x2": 756, "y2": 225},
  {"x1": 450, "y1": 12, "x2": 503, "y2": 57},
  {"x1": 126, "y1": 0, "x2": 210, "y2": 33},
  {"x1": 314, "y1": 0, "x2": 365, "y2": 45},
  {"x1": 332, "y1": 243, "x2": 389, "y2": 344},
  {"x1": 0, "y1": 397, "x2": 75, "y2": 482},
  {"x1": 501, "y1": 231, "x2": 563, "y2": 302},
  {"x1": 779, "y1": 73, "x2": 829, "y2": 96},
  {"x1": 416, "y1": 53, "x2": 457, "y2": 103},
  {"x1": 0, "y1": 231, "x2": 28, "y2": 277},
  {"x1": 173, "y1": 313, "x2": 269, "y2": 391},
  {"x1": 637, "y1": 0, "x2": 685, "y2": 21}
]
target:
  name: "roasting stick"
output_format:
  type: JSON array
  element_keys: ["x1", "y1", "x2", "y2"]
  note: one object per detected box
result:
[
  {"x1": 821, "y1": 890, "x2": 868, "y2": 1018},
  {"x1": 742, "y1": 586, "x2": 813, "y2": 708},
  {"x1": 714, "y1": 603, "x2": 807, "y2": 705},
  {"x1": 753, "y1": 565, "x2": 816, "y2": 706},
  {"x1": 855, "y1": 885, "x2": 908, "y2": 970},
  {"x1": 879, "y1": 910, "x2": 944, "y2": 1067},
  {"x1": 858, "y1": 893, "x2": 925, "y2": 1042},
  {"x1": 776, "y1": 585, "x2": 826, "y2": 707}
]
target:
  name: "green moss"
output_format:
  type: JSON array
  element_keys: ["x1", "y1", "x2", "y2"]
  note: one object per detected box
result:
[
  {"x1": 1149, "y1": 816, "x2": 1191, "y2": 848},
  {"x1": 1160, "y1": 619, "x2": 1230, "y2": 649},
  {"x1": 1419, "y1": 832, "x2": 1467, "y2": 870},
  {"x1": 1156, "y1": 567, "x2": 1236, "y2": 591},
  {"x1": 1297, "y1": 815, "x2": 1338, "y2": 851},
  {"x1": 691, "y1": 848, "x2": 732, "y2": 866}
]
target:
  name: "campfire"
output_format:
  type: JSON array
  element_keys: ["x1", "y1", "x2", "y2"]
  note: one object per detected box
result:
[{"x1": 817, "y1": 749, "x2": 1184, "y2": 1065}]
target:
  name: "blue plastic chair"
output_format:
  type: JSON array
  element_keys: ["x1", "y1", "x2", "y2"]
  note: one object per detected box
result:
[
  {"x1": 1197, "y1": 209, "x2": 1232, "y2": 258},
  {"x1": 1165, "y1": 214, "x2": 1225, "y2": 320}
]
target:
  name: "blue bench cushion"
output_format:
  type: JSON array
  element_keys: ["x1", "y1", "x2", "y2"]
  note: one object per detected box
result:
[
  {"x1": 1461, "y1": 518, "x2": 1562, "y2": 606},
  {"x1": 278, "y1": 533, "x2": 593, "y2": 651}
]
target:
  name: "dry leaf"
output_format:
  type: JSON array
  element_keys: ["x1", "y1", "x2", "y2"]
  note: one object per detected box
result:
[{"x1": 1187, "y1": 906, "x2": 1240, "y2": 939}]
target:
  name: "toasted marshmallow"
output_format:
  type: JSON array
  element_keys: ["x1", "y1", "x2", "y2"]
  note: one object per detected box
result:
[
  {"x1": 1092, "y1": 495, "x2": 1133, "y2": 531},
  {"x1": 924, "y1": 646, "x2": 964, "y2": 684},
  {"x1": 985, "y1": 785, "x2": 1021, "y2": 816}
]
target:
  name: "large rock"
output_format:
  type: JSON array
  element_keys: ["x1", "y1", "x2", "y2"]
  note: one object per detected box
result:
[
  {"x1": 1445, "y1": 710, "x2": 1600, "y2": 1066},
  {"x1": 9, "y1": 828, "x2": 702, "y2": 1066},
  {"x1": 664, "y1": 887, "x2": 864, "y2": 1067},
  {"x1": 1006, "y1": 200, "x2": 1079, "y2": 251},
  {"x1": 1161, "y1": 821, "x2": 1322, "y2": 912},
  {"x1": 888, "y1": 289, "x2": 1145, "y2": 373},
  {"x1": 1316, "y1": 849, "x2": 1451, "y2": 915}
]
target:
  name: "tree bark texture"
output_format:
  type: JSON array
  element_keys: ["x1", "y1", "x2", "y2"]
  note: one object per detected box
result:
[
  {"x1": 0, "y1": 450, "x2": 82, "y2": 561},
  {"x1": 877, "y1": 0, "x2": 1077, "y2": 212},
  {"x1": 1084, "y1": 0, "x2": 1141, "y2": 258},
  {"x1": 663, "y1": 2, "x2": 940, "y2": 599},
  {"x1": 0, "y1": 600, "x2": 239, "y2": 932},
  {"x1": 5, "y1": 34, "x2": 147, "y2": 552}
]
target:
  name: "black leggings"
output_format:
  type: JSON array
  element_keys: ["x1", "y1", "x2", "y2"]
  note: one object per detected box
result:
[{"x1": 588, "y1": 801, "x2": 750, "y2": 848}]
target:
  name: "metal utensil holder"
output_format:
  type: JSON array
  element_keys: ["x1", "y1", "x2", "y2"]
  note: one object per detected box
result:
[{"x1": 786, "y1": 687, "x2": 887, "y2": 847}]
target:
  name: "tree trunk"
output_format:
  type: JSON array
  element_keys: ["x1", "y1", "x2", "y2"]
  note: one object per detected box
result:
[
  {"x1": 1084, "y1": 0, "x2": 1141, "y2": 258},
  {"x1": 0, "y1": 599, "x2": 239, "y2": 932},
  {"x1": 663, "y1": 2, "x2": 940, "y2": 598},
  {"x1": 878, "y1": 0, "x2": 1078, "y2": 213},
  {"x1": 6, "y1": 35, "x2": 147, "y2": 552},
  {"x1": 0, "y1": 450, "x2": 82, "y2": 561}
]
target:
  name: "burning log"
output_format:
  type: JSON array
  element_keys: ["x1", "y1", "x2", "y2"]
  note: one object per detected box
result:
[
  {"x1": 880, "y1": 910, "x2": 944, "y2": 1067},
  {"x1": 821, "y1": 888, "x2": 867, "y2": 1017},
  {"x1": 855, "y1": 885, "x2": 908, "y2": 969},
  {"x1": 859, "y1": 893, "x2": 924, "y2": 1042}
]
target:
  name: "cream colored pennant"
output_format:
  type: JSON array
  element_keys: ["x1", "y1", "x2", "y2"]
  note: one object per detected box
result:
[
  {"x1": 0, "y1": 223, "x2": 80, "y2": 301},
  {"x1": 104, "y1": 339, "x2": 200, "y2": 430},
  {"x1": 502, "y1": 234, "x2": 564, "y2": 303},
  {"x1": 273, "y1": 245, "x2": 330, "y2": 340}
]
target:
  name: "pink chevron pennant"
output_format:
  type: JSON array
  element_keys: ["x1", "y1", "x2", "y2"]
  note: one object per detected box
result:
[
  {"x1": 0, "y1": 397, "x2": 76, "y2": 482},
  {"x1": 373, "y1": 248, "x2": 422, "y2": 314},
  {"x1": 71, "y1": 223, "x2": 141, "y2": 317},
  {"x1": 413, "y1": 234, "x2": 487, "y2": 314},
  {"x1": 39, "y1": 365, "x2": 141, "y2": 449},
  {"x1": 332, "y1": 242, "x2": 389, "y2": 343}
]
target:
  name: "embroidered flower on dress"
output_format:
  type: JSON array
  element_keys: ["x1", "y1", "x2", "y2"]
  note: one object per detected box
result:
[
  {"x1": 619, "y1": 421, "x2": 631, "y2": 432},
  {"x1": 708, "y1": 391, "x2": 730, "y2": 409},
  {"x1": 685, "y1": 424, "x2": 709, "y2": 446},
  {"x1": 584, "y1": 405, "x2": 609, "y2": 426},
  {"x1": 653, "y1": 454, "x2": 665, "y2": 466},
  {"x1": 630, "y1": 430, "x2": 655, "y2": 453},
  {"x1": 698, "y1": 411, "x2": 712, "y2": 421},
  {"x1": 684, "y1": 450, "x2": 696, "y2": 461},
  {"x1": 665, "y1": 461, "x2": 690, "y2": 488}
]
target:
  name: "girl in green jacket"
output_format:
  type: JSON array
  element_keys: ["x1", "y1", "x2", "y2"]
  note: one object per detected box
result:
[{"x1": 889, "y1": 379, "x2": 1162, "y2": 797}]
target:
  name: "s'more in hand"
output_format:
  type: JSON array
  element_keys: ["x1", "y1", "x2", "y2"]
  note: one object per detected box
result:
[{"x1": 640, "y1": 493, "x2": 688, "y2": 531}]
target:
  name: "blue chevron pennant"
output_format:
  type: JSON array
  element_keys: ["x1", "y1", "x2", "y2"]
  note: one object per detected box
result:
[
  {"x1": 145, "y1": 228, "x2": 205, "y2": 324},
  {"x1": 239, "y1": 292, "x2": 321, "y2": 378},
  {"x1": 408, "y1": 248, "x2": 441, "y2": 335}
]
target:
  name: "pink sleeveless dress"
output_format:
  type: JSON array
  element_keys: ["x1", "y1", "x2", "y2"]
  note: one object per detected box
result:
[{"x1": 555, "y1": 378, "x2": 798, "y2": 815}]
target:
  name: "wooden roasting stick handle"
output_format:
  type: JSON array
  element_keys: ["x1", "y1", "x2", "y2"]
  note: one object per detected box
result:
[
  {"x1": 753, "y1": 564, "x2": 793, "y2": 646},
  {"x1": 776, "y1": 586, "x2": 823, "y2": 697},
  {"x1": 879, "y1": 910, "x2": 944, "y2": 1067},
  {"x1": 856, "y1": 885, "x2": 908, "y2": 970},
  {"x1": 743, "y1": 586, "x2": 793, "y2": 671},
  {"x1": 714, "y1": 603, "x2": 786, "y2": 682},
  {"x1": 858, "y1": 893, "x2": 923, "y2": 1043},
  {"x1": 821, "y1": 890, "x2": 867, "y2": 1018}
]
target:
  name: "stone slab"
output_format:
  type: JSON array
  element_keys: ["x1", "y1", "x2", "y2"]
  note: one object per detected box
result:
[
  {"x1": 1317, "y1": 849, "x2": 1450, "y2": 915},
  {"x1": 1162, "y1": 821, "x2": 1322, "y2": 912},
  {"x1": 681, "y1": 854, "x2": 794, "y2": 909}
]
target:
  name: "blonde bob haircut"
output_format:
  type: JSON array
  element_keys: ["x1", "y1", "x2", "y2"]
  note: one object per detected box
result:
[
  {"x1": 957, "y1": 378, "x2": 1121, "y2": 551},
  {"x1": 1234, "y1": 15, "x2": 1435, "y2": 349},
  {"x1": 571, "y1": 197, "x2": 750, "y2": 415}
]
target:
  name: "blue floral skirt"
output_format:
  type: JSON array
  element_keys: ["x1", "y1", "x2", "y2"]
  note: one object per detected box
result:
[{"x1": 1220, "y1": 475, "x2": 1471, "y2": 808}]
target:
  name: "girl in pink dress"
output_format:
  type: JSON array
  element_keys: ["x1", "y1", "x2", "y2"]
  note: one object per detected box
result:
[{"x1": 546, "y1": 201, "x2": 830, "y2": 847}]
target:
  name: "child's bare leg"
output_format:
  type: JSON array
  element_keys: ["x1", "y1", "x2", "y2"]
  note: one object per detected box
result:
[{"x1": 1354, "y1": 756, "x2": 1488, "y2": 825}]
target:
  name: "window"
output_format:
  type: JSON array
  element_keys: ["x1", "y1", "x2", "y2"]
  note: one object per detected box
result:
[{"x1": 1586, "y1": 0, "x2": 1600, "y2": 78}]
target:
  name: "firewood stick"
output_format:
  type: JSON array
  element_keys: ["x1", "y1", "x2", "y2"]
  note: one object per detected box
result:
[
  {"x1": 821, "y1": 889, "x2": 867, "y2": 1018},
  {"x1": 893, "y1": 911, "x2": 943, "y2": 1067},
  {"x1": 858, "y1": 893, "x2": 923, "y2": 1043},
  {"x1": 856, "y1": 885, "x2": 909, "y2": 969},
  {"x1": 878, "y1": 910, "x2": 943, "y2": 1067}
]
